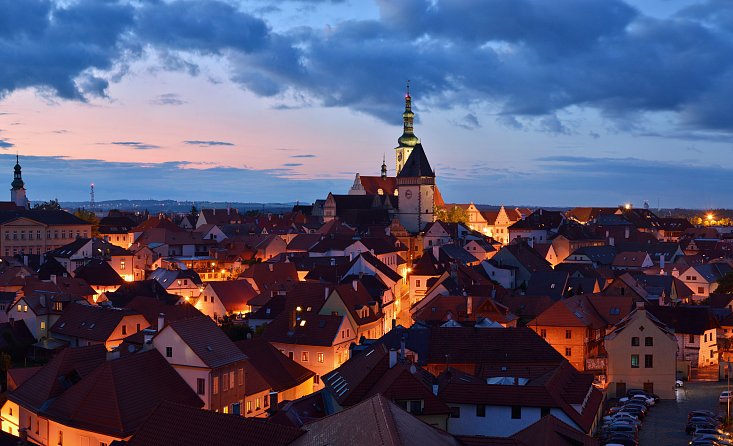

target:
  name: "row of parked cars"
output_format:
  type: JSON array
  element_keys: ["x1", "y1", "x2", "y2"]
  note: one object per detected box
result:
[
  {"x1": 599, "y1": 389, "x2": 659, "y2": 446},
  {"x1": 686, "y1": 406, "x2": 731, "y2": 446}
]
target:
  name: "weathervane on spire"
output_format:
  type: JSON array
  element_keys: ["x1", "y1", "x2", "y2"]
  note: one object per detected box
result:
[{"x1": 406, "y1": 80, "x2": 410, "y2": 98}]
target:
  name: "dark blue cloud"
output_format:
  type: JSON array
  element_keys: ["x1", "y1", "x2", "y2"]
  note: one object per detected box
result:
[
  {"x1": 290, "y1": 154, "x2": 316, "y2": 158},
  {"x1": 183, "y1": 140, "x2": 235, "y2": 147},
  {"x1": 2, "y1": 0, "x2": 733, "y2": 136},
  {"x1": 282, "y1": 163, "x2": 303, "y2": 167},
  {"x1": 0, "y1": 139, "x2": 13, "y2": 148},
  {"x1": 110, "y1": 141, "x2": 160, "y2": 150},
  {"x1": 151, "y1": 93, "x2": 187, "y2": 106}
]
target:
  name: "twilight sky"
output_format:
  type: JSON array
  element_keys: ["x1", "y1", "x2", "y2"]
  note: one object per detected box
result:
[{"x1": 0, "y1": 0, "x2": 732, "y2": 208}]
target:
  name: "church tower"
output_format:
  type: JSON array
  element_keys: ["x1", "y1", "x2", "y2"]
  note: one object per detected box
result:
[
  {"x1": 394, "y1": 82, "x2": 420, "y2": 175},
  {"x1": 396, "y1": 143, "x2": 435, "y2": 233},
  {"x1": 10, "y1": 155, "x2": 29, "y2": 209}
]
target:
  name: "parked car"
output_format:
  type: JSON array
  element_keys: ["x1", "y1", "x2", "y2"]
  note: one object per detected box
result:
[
  {"x1": 689, "y1": 410, "x2": 723, "y2": 421},
  {"x1": 720, "y1": 390, "x2": 733, "y2": 404},
  {"x1": 627, "y1": 389, "x2": 660, "y2": 402}
]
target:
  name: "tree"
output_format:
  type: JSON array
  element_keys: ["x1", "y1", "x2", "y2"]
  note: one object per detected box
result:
[
  {"x1": 190, "y1": 204, "x2": 199, "y2": 219},
  {"x1": 33, "y1": 199, "x2": 61, "y2": 210},
  {"x1": 74, "y1": 208, "x2": 100, "y2": 237},
  {"x1": 717, "y1": 272, "x2": 733, "y2": 294},
  {"x1": 435, "y1": 205, "x2": 469, "y2": 224}
]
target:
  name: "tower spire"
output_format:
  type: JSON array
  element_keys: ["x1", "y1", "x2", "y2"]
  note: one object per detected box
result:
[
  {"x1": 402, "y1": 80, "x2": 413, "y2": 135},
  {"x1": 381, "y1": 154, "x2": 387, "y2": 179}
]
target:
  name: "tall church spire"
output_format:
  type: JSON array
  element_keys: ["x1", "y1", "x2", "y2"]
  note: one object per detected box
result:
[
  {"x1": 394, "y1": 81, "x2": 420, "y2": 175},
  {"x1": 381, "y1": 154, "x2": 387, "y2": 179}
]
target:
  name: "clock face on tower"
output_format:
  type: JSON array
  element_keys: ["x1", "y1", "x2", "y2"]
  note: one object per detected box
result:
[{"x1": 404, "y1": 189, "x2": 413, "y2": 199}]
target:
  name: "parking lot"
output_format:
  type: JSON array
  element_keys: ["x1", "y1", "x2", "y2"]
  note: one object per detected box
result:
[{"x1": 637, "y1": 381, "x2": 731, "y2": 445}]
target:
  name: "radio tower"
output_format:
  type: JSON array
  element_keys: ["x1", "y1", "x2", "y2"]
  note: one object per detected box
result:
[{"x1": 90, "y1": 183, "x2": 95, "y2": 209}]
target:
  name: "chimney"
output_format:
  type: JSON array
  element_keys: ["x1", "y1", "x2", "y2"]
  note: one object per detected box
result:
[
  {"x1": 432, "y1": 384, "x2": 439, "y2": 396},
  {"x1": 636, "y1": 301, "x2": 645, "y2": 310},
  {"x1": 660, "y1": 255, "x2": 665, "y2": 270},
  {"x1": 157, "y1": 313, "x2": 165, "y2": 332},
  {"x1": 18, "y1": 427, "x2": 28, "y2": 444},
  {"x1": 142, "y1": 328, "x2": 155, "y2": 345},
  {"x1": 290, "y1": 309, "x2": 297, "y2": 329},
  {"x1": 23, "y1": 255, "x2": 28, "y2": 266},
  {"x1": 400, "y1": 335, "x2": 406, "y2": 360},
  {"x1": 672, "y1": 267, "x2": 679, "y2": 278},
  {"x1": 324, "y1": 287, "x2": 330, "y2": 300},
  {"x1": 609, "y1": 236, "x2": 615, "y2": 246},
  {"x1": 389, "y1": 349, "x2": 398, "y2": 368},
  {"x1": 330, "y1": 257, "x2": 336, "y2": 267},
  {"x1": 268, "y1": 391, "x2": 279, "y2": 415},
  {"x1": 268, "y1": 263, "x2": 273, "y2": 272},
  {"x1": 624, "y1": 226, "x2": 630, "y2": 239},
  {"x1": 432, "y1": 245, "x2": 440, "y2": 261},
  {"x1": 352, "y1": 280, "x2": 358, "y2": 292}
]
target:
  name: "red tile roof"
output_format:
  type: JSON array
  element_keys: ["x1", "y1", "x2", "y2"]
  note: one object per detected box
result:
[
  {"x1": 291, "y1": 394, "x2": 460, "y2": 446},
  {"x1": 239, "y1": 262, "x2": 299, "y2": 291},
  {"x1": 235, "y1": 338, "x2": 315, "y2": 393},
  {"x1": 323, "y1": 343, "x2": 450, "y2": 416},
  {"x1": 43, "y1": 349, "x2": 203, "y2": 438},
  {"x1": 124, "y1": 295, "x2": 204, "y2": 327},
  {"x1": 9, "y1": 344, "x2": 107, "y2": 410},
  {"x1": 127, "y1": 400, "x2": 303, "y2": 446},
  {"x1": 165, "y1": 316, "x2": 248, "y2": 368},
  {"x1": 50, "y1": 302, "x2": 143, "y2": 342},
  {"x1": 511, "y1": 415, "x2": 599, "y2": 445},
  {"x1": 206, "y1": 280, "x2": 258, "y2": 313}
]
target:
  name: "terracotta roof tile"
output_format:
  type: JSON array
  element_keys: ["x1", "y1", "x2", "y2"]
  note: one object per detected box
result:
[
  {"x1": 236, "y1": 338, "x2": 315, "y2": 392},
  {"x1": 165, "y1": 316, "x2": 248, "y2": 368},
  {"x1": 291, "y1": 394, "x2": 459, "y2": 446},
  {"x1": 127, "y1": 400, "x2": 303, "y2": 446},
  {"x1": 43, "y1": 349, "x2": 203, "y2": 438}
]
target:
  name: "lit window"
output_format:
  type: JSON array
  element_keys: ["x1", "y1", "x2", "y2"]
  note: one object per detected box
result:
[
  {"x1": 302, "y1": 351, "x2": 309, "y2": 362},
  {"x1": 246, "y1": 401, "x2": 252, "y2": 413},
  {"x1": 565, "y1": 347, "x2": 571, "y2": 357},
  {"x1": 317, "y1": 352, "x2": 324, "y2": 363},
  {"x1": 213, "y1": 376, "x2": 219, "y2": 394},
  {"x1": 631, "y1": 354, "x2": 639, "y2": 368}
]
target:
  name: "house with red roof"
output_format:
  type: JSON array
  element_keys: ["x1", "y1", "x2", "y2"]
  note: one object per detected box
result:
[
  {"x1": 436, "y1": 362, "x2": 603, "y2": 438},
  {"x1": 262, "y1": 284, "x2": 358, "y2": 390},
  {"x1": 528, "y1": 295, "x2": 634, "y2": 371},
  {"x1": 126, "y1": 400, "x2": 303, "y2": 446},
  {"x1": 236, "y1": 338, "x2": 316, "y2": 411},
  {"x1": 605, "y1": 303, "x2": 678, "y2": 398},
  {"x1": 49, "y1": 302, "x2": 149, "y2": 350},
  {"x1": 322, "y1": 343, "x2": 452, "y2": 429},
  {"x1": 1, "y1": 346, "x2": 202, "y2": 444},
  {"x1": 152, "y1": 316, "x2": 249, "y2": 412},
  {"x1": 196, "y1": 280, "x2": 258, "y2": 322}
]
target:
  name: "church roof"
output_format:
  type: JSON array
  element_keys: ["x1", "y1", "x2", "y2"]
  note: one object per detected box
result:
[{"x1": 397, "y1": 143, "x2": 434, "y2": 178}]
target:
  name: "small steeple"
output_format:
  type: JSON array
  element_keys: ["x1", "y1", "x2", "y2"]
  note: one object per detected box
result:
[
  {"x1": 402, "y1": 80, "x2": 414, "y2": 136},
  {"x1": 381, "y1": 154, "x2": 387, "y2": 179},
  {"x1": 12, "y1": 154, "x2": 24, "y2": 190}
]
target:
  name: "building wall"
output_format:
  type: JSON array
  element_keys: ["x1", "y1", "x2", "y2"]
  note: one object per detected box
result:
[
  {"x1": 397, "y1": 183, "x2": 434, "y2": 234},
  {"x1": 0, "y1": 219, "x2": 91, "y2": 257},
  {"x1": 446, "y1": 404, "x2": 580, "y2": 437},
  {"x1": 606, "y1": 310, "x2": 677, "y2": 399},
  {"x1": 269, "y1": 338, "x2": 354, "y2": 391},
  {"x1": 532, "y1": 326, "x2": 588, "y2": 371},
  {"x1": 278, "y1": 377, "x2": 316, "y2": 402}
]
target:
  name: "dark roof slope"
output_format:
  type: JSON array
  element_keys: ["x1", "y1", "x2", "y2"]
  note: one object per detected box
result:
[
  {"x1": 235, "y1": 338, "x2": 315, "y2": 392},
  {"x1": 166, "y1": 316, "x2": 248, "y2": 368},
  {"x1": 127, "y1": 400, "x2": 303, "y2": 446},
  {"x1": 291, "y1": 394, "x2": 459, "y2": 446},
  {"x1": 50, "y1": 303, "x2": 139, "y2": 342},
  {"x1": 43, "y1": 349, "x2": 203, "y2": 438},
  {"x1": 73, "y1": 259, "x2": 124, "y2": 286},
  {"x1": 397, "y1": 143, "x2": 434, "y2": 178}
]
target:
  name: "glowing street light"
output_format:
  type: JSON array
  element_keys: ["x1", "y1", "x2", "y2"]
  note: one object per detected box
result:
[{"x1": 707, "y1": 213, "x2": 715, "y2": 222}]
